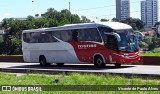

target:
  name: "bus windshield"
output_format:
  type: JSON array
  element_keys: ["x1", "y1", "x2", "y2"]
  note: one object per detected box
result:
[{"x1": 116, "y1": 29, "x2": 139, "y2": 52}]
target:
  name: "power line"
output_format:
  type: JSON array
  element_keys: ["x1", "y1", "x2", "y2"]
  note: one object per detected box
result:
[
  {"x1": 71, "y1": 1, "x2": 160, "y2": 21},
  {"x1": 72, "y1": 4, "x2": 115, "y2": 12},
  {"x1": 72, "y1": 1, "x2": 140, "y2": 12},
  {"x1": 87, "y1": 11, "x2": 140, "y2": 18}
]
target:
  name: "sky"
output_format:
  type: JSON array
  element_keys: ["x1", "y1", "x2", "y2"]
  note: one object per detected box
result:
[{"x1": 0, "y1": 0, "x2": 159, "y2": 22}]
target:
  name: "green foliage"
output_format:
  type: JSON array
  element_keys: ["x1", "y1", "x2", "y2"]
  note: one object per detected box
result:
[
  {"x1": 112, "y1": 18, "x2": 119, "y2": 22},
  {"x1": 148, "y1": 37, "x2": 160, "y2": 51},
  {"x1": 0, "y1": 73, "x2": 160, "y2": 94},
  {"x1": 140, "y1": 36, "x2": 160, "y2": 51},
  {"x1": 81, "y1": 16, "x2": 91, "y2": 23},
  {"x1": 121, "y1": 18, "x2": 145, "y2": 30},
  {"x1": 0, "y1": 8, "x2": 90, "y2": 55},
  {"x1": 100, "y1": 18, "x2": 109, "y2": 22},
  {"x1": 0, "y1": 72, "x2": 160, "y2": 85},
  {"x1": 112, "y1": 17, "x2": 145, "y2": 31},
  {"x1": 141, "y1": 52, "x2": 160, "y2": 56},
  {"x1": 152, "y1": 49, "x2": 160, "y2": 53}
]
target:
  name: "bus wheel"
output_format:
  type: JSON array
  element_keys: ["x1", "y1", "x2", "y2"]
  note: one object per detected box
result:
[
  {"x1": 94, "y1": 56, "x2": 105, "y2": 68},
  {"x1": 56, "y1": 63, "x2": 64, "y2": 66},
  {"x1": 39, "y1": 56, "x2": 50, "y2": 66},
  {"x1": 115, "y1": 64, "x2": 121, "y2": 67}
]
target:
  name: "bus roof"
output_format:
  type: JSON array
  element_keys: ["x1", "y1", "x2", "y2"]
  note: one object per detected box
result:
[{"x1": 22, "y1": 22, "x2": 132, "y2": 33}]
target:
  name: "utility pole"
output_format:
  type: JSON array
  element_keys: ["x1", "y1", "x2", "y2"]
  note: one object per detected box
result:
[{"x1": 69, "y1": 2, "x2": 71, "y2": 24}]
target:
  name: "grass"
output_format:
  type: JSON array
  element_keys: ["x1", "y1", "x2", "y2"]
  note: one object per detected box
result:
[
  {"x1": 0, "y1": 72, "x2": 160, "y2": 94},
  {"x1": 141, "y1": 49, "x2": 160, "y2": 56},
  {"x1": 141, "y1": 53, "x2": 160, "y2": 56}
]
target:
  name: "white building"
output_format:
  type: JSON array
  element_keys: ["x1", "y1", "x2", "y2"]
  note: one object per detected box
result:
[
  {"x1": 141, "y1": 0, "x2": 159, "y2": 27},
  {"x1": 116, "y1": 0, "x2": 130, "y2": 20}
]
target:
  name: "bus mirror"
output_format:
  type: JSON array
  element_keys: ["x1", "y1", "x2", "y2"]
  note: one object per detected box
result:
[
  {"x1": 134, "y1": 31, "x2": 144, "y2": 41},
  {"x1": 113, "y1": 33, "x2": 121, "y2": 42}
]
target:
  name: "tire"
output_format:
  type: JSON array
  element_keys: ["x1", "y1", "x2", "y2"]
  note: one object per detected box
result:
[
  {"x1": 56, "y1": 63, "x2": 64, "y2": 66},
  {"x1": 39, "y1": 56, "x2": 50, "y2": 66},
  {"x1": 94, "y1": 56, "x2": 105, "y2": 68},
  {"x1": 115, "y1": 64, "x2": 121, "y2": 67}
]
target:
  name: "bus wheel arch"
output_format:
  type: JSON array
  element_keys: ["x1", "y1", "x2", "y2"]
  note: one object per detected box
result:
[
  {"x1": 39, "y1": 55, "x2": 50, "y2": 66},
  {"x1": 56, "y1": 63, "x2": 64, "y2": 66},
  {"x1": 94, "y1": 54, "x2": 105, "y2": 67},
  {"x1": 115, "y1": 64, "x2": 121, "y2": 67}
]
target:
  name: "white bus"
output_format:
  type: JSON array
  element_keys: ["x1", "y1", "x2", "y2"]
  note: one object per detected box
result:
[{"x1": 22, "y1": 22, "x2": 143, "y2": 67}]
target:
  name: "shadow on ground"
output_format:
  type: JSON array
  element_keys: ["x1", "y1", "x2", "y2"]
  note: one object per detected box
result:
[{"x1": 7, "y1": 64, "x2": 135, "y2": 70}]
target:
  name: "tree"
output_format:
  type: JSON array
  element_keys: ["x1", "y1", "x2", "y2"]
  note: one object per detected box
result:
[
  {"x1": 27, "y1": 15, "x2": 35, "y2": 21},
  {"x1": 100, "y1": 18, "x2": 109, "y2": 22},
  {"x1": 112, "y1": 18, "x2": 119, "y2": 22},
  {"x1": 120, "y1": 17, "x2": 144, "y2": 30},
  {"x1": 81, "y1": 16, "x2": 91, "y2": 23},
  {"x1": 71, "y1": 14, "x2": 81, "y2": 24},
  {"x1": 0, "y1": 8, "x2": 91, "y2": 55}
]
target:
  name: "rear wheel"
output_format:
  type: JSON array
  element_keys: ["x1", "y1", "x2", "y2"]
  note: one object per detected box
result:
[
  {"x1": 39, "y1": 56, "x2": 50, "y2": 66},
  {"x1": 115, "y1": 64, "x2": 121, "y2": 67},
  {"x1": 94, "y1": 56, "x2": 105, "y2": 68},
  {"x1": 56, "y1": 63, "x2": 64, "y2": 66}
]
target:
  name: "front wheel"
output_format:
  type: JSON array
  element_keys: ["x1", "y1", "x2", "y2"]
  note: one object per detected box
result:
[{"x1": 94, "y1": 56, "x2": 105, "y2": 68}]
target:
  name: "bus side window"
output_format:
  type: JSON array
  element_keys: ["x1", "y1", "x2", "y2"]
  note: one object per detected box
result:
[
  {"x1": 23, "y1": 33, "x2": 31, "y2": 43},
  {"x1": 52, "y1": 31, "x2": 61, "y2": 40},
  {"x1": 98, "y1": 26, "x2": 113, "y2": 43},
  {"x1": 61, "y1": 30, "x2": 72, "y2": 42},
  {"x1": 77, "y1": 29, "x2": 86, "y2": 41},
  {"x1": 89, "y1": 28, "x2": 102, "y2": 42},
  {"x1": 48, "y1": 31, "x2": 57, "y2": 42},
  {"x1": 72, "y1": 30, "x2": 78, "y2": 41},
  {"x1": 107, "y1": 35, "x2": 118, "y2": 50},
  {"x1": 39, "y1": 32, "x2": 50, "y2": 43},
  {"x1": 82, "y1": 28, "x2": 102, "y2": 42},
  {"x1": 23, "y1": 33, "x2": 27, "y2": 42},
  {"x1": 30, "y1": 32, "x2": 40, "y2": 43}
]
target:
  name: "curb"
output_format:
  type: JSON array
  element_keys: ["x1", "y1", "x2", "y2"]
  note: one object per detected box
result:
[
  {"x1": 0, "y1": 56, "x2": 160, "y2": 65},
  {"x1": 1, "y1": 68, "x2": 160, "y2": 79}
]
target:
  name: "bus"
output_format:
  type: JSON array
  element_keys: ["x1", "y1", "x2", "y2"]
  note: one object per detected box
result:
[{"x1": 22, "y1": 22, "x2": 143, "y2": 67}]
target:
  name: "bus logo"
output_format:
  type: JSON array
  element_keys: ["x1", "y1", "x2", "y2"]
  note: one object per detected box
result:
[{"x1": 78, "y1": 44, "x2": 97, "y2": 49}]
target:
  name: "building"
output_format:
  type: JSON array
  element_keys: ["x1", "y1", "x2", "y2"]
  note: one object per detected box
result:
[
  {"x1": 141, "y1": 1, "x2": 147, "y2": 25},
  {"x1": 116, "y1": 0, "x2": 130, "y2": 21},
  {"x1": 141, "y1": 0, "x2": 158, "y2": 27}
]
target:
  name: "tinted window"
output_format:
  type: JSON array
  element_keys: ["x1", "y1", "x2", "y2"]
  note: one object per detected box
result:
[
  {"x1": 77, "y1": 28, "x2": 102, "y2": 42},
  {"x1": 23, "y1": 28, "x2": 102, "y2": 43},
  {"x1": 77, "y1": 29, "x2": 86, "y2": 41},
  {"x1": 30, "y1": 32, "x2": 40, "y2": 43},
  {"x1": 23, "y1": 33, "x2": 31, "y2": 43},
  {"x1": 39, "y1": 32, "x2": 57, "y2": 43},
  {"x1": 98, "y1": 27, "x2": 113, "y2": 42},
  {"x1": 52, "y1": 31, "x2": 61, "y2": 39},
  {"x1": 60, "y1": 30, "x2": 73, "y2": 42},
  {"x1": 72, "y1": 30, "x2": 78, "y2": 41},
  {"x1": 23, "y1": 31, "x2": 57, "y2": 43},
  {"x1": 106, "y1": 35, "x2": 118, "y2": 51},
  {"x1": 98, "y1": 26, "x2": 113, "y2": 33}
]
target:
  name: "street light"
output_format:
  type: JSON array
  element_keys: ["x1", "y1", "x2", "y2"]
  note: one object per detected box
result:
[{"x1": 69, "y1": 2, "x2": 71, "y2": 24}]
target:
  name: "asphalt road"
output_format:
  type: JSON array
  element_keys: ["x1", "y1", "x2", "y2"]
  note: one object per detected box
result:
[{"x1": 0, "y1": 62, "x2": 160, "y2": 77}]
